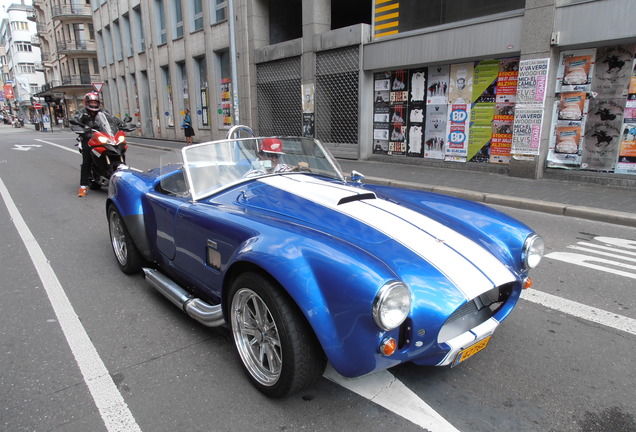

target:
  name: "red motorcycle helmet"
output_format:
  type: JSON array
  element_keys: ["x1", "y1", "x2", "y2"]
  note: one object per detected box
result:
[{"x1": 84, "y1": 92, "x2": 101, "y2": 112}]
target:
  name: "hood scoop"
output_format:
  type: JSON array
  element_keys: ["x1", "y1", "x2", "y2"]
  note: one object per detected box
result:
[{"x1": 338, "y1": 192, "x2": 376, "y2": 205}]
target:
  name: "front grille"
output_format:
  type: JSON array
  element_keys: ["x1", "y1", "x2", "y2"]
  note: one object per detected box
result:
[{"x1": 438, "y1": 283, "x2": 514, "y2": 343}]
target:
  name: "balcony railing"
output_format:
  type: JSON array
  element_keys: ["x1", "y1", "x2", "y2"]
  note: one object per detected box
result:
[
  {"x1": 41, "y1": 74, "x2": 101, "y2": 92},
  {"x1": 56, "y1": 40, "x2": 97, "y2": 53},
  {"x1": 52, "y1": 4, "x2": 92, "y2": 18}
]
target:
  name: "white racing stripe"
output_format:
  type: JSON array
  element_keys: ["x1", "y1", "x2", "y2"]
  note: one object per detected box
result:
[
  {"x1": 261, "y1": 175, "x2": 514, "y2": 299},
  {"x1": 0, "y1": 177, "x2": 142, "y2": 432}
]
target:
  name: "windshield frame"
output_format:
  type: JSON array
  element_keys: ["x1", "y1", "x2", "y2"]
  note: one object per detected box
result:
[{"x1": 174, "y1": 136, "x2": 345, "y2": 201}]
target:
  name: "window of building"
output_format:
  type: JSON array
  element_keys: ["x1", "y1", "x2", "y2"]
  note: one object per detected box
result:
[
  {"x1": 176, "y1": 61, "x2": 188, "y2": 111},
  {"x1": 191, "y1": 0, "x2": 203, "y2": 31},
  {"x1": 210, "y1": 0, "x2": 227, "y2": 24},
  {"x1": 215, "y1": 50, "x2": 232, "y2": 128},
  {"x1": 194, "y1": 56, "x2": 209, "y2": 126},
  {"x1": 96, "y1": 31, "x2": 106, "y2": 67},
  {"x1": 11, "y1": 21, "x2": 29, "y2": 31},
  {"x1": 15, "y1": 42, "x2": 32, "y2": 52},
  {"x1": 332, "y1": 0, "x2": 372, "y2": 30},
  {"x1": 161, "y1": 65, "x2": 174, "y2": 127},
  {"x1": 155, "y1": 0, "x2": 167, "y2": 44},
  {"x1": 171, "y1": 0, "x2": 184, "y2": 39},
  {"x1": 132, "y1": 6, "x2": 145, "y2": 53},
  {"x1": 17, "y1": 63, "x2": 36, "y2": 74},
  {"x1": 269, "y1": 0, "x2": 301, "y2": 44},
  {"x1": 103, "y1": 25, "x2": 114, "y2": 64},
  {"x1": 121, "y1": 14, "x2": 133, "y2": 57},
  {"x1": 113, "y1": 20, "x2": 123, "y2": 61}
]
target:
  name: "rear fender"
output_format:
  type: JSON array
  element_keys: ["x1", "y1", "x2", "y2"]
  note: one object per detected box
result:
[{"x1": 107, "y1": 171, "x2": 153, "y2": 260}]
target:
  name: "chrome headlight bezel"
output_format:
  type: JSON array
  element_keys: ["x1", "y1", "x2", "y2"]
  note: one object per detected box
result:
[
  {"x1": 372, "y1": 281, "x2": 411, "y2": 331},
  {"x1": 522, "y1": 233, "x2": 545, "y2": 269}
]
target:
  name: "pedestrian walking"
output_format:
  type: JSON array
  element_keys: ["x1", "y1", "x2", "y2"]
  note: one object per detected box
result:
[{"x1": 182, "y1": 109, "x2": 194, "y2": 145}]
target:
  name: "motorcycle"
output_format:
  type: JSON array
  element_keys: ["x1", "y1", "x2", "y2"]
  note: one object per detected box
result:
[{"x1": 70, "y1": 112, "x2": 136, "y2": 190}]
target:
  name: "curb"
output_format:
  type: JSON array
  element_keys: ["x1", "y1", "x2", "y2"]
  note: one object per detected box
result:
[{"x1": 362, "y1": 176, "x2": 636, "y2": 228}]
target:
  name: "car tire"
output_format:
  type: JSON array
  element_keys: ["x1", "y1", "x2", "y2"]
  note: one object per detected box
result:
[
  {"x1": 107, "y1": 204, "x2": 143, "y2": 275},
  {"x1": 229, "y1": 272, "x2": 326, "y2": 398}
]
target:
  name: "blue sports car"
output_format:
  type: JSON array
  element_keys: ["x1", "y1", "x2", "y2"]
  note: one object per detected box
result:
[{"x1": 107, "y1": 129, "x2": 544, "y2": 398}]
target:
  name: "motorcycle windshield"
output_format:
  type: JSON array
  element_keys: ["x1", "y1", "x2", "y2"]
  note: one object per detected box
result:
[{"x1": 95, "y1": 112, "x2": 115, "y2": 136}]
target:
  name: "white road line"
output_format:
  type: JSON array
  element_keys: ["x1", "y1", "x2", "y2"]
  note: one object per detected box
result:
[
  {"x1": 521, "y1": 289, "x2": 636, "y2": 336},
  {"x1": 545, "y1": 251, "x2": 636, "y2": 279},
  {"x1": 567, "y1": 245, "x2": 636, "y2": 263},
  {"x1": 324, "y1": 366, "x2": 460, "y2": 432},
  {"x1": 0, "y1": 177, "x2": 142, "y2": 432},
  {"x1": 35, "y1": 138, "x2": 78, "y2": 153}
]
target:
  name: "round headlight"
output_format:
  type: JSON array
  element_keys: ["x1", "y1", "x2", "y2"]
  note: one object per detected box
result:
[
  {"x1": 523, "y1": 234, "x2": 545, "y2": 269},
  {"x1": 373, "y1": 281, "x2": 411, "y2": 331}
]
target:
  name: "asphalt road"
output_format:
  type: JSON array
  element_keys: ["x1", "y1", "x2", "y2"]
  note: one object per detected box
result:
[{"x1": 1, "y1": 128, "x2": 635, "y2": 432}]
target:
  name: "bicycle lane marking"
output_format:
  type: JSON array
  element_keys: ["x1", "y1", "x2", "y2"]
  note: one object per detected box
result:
[{"x1": 0, "y1": 176, "x2": 142, "y2": 432}]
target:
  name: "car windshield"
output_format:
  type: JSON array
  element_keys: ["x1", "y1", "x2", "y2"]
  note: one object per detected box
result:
[{"x1": 163, "y1": 137, "x2": 345, "y2": 201}]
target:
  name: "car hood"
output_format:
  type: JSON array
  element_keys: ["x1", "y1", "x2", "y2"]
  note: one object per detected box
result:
[{"x1": 229, "y1": 174, "x2": 516, "y2": 300}]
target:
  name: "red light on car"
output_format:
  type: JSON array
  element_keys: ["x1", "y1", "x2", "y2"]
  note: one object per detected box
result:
[
  {"x1": 523, "y1": 277, "x2": 533, "y2": 289},
  {"x1": 379, "y1": 337, "x2": 397, "y2": 356}
]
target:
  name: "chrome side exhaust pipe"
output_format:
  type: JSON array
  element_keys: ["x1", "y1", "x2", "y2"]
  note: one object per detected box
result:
[{"x1": 142, "y1": 268, "x2": 225, "y2": 327}]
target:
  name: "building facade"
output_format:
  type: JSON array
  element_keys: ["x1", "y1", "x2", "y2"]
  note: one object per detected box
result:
[
  {"x1": 30, "y1": 0, "x2": 99, "y2": 125},
  {"x1": 87, "y1": 0, "x2": 636, "y2": 186},
  {"x1": 1, "y1": 1, "x2": 46, "y2": 120}
]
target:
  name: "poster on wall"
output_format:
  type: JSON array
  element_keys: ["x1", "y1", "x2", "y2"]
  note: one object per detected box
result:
[
  {"x1": 449, "y1": 63, "x2": 474, "y2": 104},
  {"x1": 388, "y1": 70, "x2": 409, "y2": 155},
  {"x1": 512, "y1": 107, "x2": 544, "y2": 155},
  {"x1": 373, "y1": 72, "x2": 391, "y2": 154},
  {"x1": 496, "y1": 58, "x2": 520, "y2": 103},
  {"x1": 556, "y1": 49, "x2": 596, "y2": 93},
  {"x1": 424, "y1": 104, "x2": 447, "y2": 159},
  {"x1": 592, "y1": 45, "x2": 636, "y2": 98},
  {"x1": 407, "y1": 69, "x2": 426, "y2": 157},
  {"x1": 444, "y1": 103, "x2": 470, "y2": 162},
  {"x1": 581, "y1": 98, "x2": 625, "y2": 171},
  {"x1": 468, "y1": 103, "x2": 495, "y2": 162},
  {"x1": 516, "y1": 58, "x2": 550, "y2": 106},
  {"x1": 426, "y1": 65, "x2": 449, "y2": 104},
  {"x1": 615, "y1": 123, "x2": 636, "y2": 175},
  {"x1": 546, "y1": 99, "x2": 585, "y2": 168},
  {"x1": 490, "y1": 103, "x2": 515, "y2": 163}
]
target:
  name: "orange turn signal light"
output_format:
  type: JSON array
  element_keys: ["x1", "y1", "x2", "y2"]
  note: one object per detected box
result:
[
  {"x1": 379, "y1": 337, "x2": 397, "y2": 356},
  {"x1": 523, "y1": 277, "x2": 533, "y2": 290}
]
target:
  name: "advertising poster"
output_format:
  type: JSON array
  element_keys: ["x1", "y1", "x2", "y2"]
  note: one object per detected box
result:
[
  {"x1": 449, "y1": 63, "x2": 474, "y2": 104},
  {"x1": 388, "y1": 70, "x2": 408, "y2": 155},
  {"x1": 472, "y1": 59, "x2": 499, "y2": 103},
  {"x1": 426, "y1": 65, "x2": 449, "y2": 105},
  {"x1": 495, "y1": 58, "x2": 520, "y2": 103},
  {"x1": 424, "y1": 104, "x2": 447, "y2": 159},
  {"x1": 512, "y1": 107, "x2": 544, "y2": 155},
  {"x1": 615, "y1": 123, "x2": 636, "y2": 175},
  {"x1": 220, "y1": 78, "x2": 232, "y2": 127},
  {"x1": 581, "y1": 98, "x2": 624, "y2": 171},
  {"x1": 556, "y1": 49, "x2": 596, "y2": 93},
  {"x1": 557, "y1": 92, "x2": 587, "y2": 121},
  {"x1": 3, "y1": 84, "x2": 14, "y2": 99},
  {"x1": 516, "y1": 58, "x2": 550, "y2": 106},
  {"x1": 628, "y1": 58, "x2": 636, "y2": 107},
  {"x1": 409, "y1": 68, "x2": 427, "y2": 103},
  {"x1": 592, "y1": 45, "x2": 636, "y2": 98},
  {"x1": 444, "y1": 104, "x2": 470, "y2": 162},
  {"x1": 490, "y1": 103, "x2": 515, "y2": 163},
  {"x1": 547, "y1": 100, "x2": 584, "y2": 169},
  {"x1": 373, "y1": 72, "x2": 391, "y2": 154},
  {"x1": 468, "y1": 103, "x2": 495, "y2": 162}
]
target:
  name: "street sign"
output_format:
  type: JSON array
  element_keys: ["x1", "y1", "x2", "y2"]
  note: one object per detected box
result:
[
  {"x1": 33, "y1": 103, "x2": 42, "y2": 109},
  {"x1": 92, "y1": 82, "x2": 104, "y2": 93}
]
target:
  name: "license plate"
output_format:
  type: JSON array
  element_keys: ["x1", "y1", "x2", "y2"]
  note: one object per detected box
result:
[{"x1": 451, "y1": 336, "x2": 491, "y2": 367}]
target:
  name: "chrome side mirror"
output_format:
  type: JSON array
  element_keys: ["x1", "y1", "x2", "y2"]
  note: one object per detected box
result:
[{"x1": 350, "y1": 170, "x2": 365, "y2": 183}]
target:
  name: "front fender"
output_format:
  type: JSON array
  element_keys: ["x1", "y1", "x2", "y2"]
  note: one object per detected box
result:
[{"x1": 225, "y1": 229, "x2": 402, "y2": 377}]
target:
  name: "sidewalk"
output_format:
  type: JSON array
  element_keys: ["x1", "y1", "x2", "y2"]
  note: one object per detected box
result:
[{"x1": 102, "y1": 132, "x2": 636, "y2": 228}]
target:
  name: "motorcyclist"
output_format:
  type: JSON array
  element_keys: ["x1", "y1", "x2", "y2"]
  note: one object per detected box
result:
[{"x1": 75, "y1": 92, "x2": 124, "y2": 197}]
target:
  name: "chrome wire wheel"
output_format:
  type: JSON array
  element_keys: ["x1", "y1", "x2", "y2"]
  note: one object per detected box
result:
[
  {"x1": 109, "y1": 210, "x2": 128, "y2": 266},
  {"x1": 231, "y1": 287, "x2": 282, "y2": 387}
]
